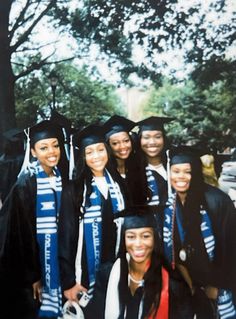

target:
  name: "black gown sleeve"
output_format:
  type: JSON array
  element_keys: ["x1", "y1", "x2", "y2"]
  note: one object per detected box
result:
[
  {"x1": 152, "y1": 170, "x2": 168, "y2": 205},
  {"x1": 58, "y1": 181, "x2": 80, "y2": 291},
  {"x1": 0, "y1": 174, "x2": 41, "y2": 287},
  {"x1": 84, "y1": 262, "x2": 113, "y2": 319},
  {"x1": 205, "y1": 185, "x2": 236, "y2": 292}
]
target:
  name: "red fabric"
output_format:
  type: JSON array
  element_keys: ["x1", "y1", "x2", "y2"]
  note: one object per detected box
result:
[{"x1": 149, "y1": 267, "x2": 169, "y2": 319}]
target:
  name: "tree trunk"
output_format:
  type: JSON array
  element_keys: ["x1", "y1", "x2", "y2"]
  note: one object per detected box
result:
[{"x1": 0, "y1": 1, "x2": 16, "y2": 153}]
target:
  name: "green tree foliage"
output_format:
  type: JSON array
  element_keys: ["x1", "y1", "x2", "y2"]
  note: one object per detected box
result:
[
  {"x1": 1, "y1": 0, "x2": 235, "y2": 153},
  {"x1": 68, "y1": 0, "x2": 235, "y2": 81},
  {"x1": 144, "y1": 73, "x2": 236, "y2": 151},
  {"x1": 15, "y1": 63, "x2": 124, "y2": 128},
  {"x1": 0, "y1": 0, "x2": 72, "y2": 152}
]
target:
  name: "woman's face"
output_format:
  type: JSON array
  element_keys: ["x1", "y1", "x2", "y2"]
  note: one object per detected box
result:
[
  {"x1": 140, "y1": 130, "x2": 164, "y2": 159},
  {"x1": 85, "y1": 142, "x2": 108, "y2": 177},
  {"x1": 125, "y1": 227, "x2": 154, "y2": 264},
  {"x1": 31, "y1": 138, "x2": 60, "y2": 174},
  {"x1": 109, "y1": 131, "x2": 132, "y2": 160},
  {"x1": 170, "y1": 163, "x2": 192, "y2": 194}
]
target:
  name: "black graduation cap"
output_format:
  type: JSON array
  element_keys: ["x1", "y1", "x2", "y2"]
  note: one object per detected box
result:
[
  {"x1": 195, "y1": 144, "x2": 214, "y2": 157},
  {"x1": 29, "y1": 120, "x2": 64, "y2": 147},
  {"x1": 16, "y1": 120, "x2": 64, "y2": 178},
  {"x1": 2, "y1": 128, "x2": 23, "y2": 143},
  {"x1": 137, "y1": 116, "x2": 174, "y2": 133},
  {"x1": 102, "y1": 115, "x2": 136, "y2": 140},
  {"x1": 116, "y1": 205, "x2": 158, "y2": 230},
  {"x1": 169, "y1": 145, "x2": 201, "y2": 166},
  {"x1": 50, "y1": 110, "x2": 73, "y2": 132},
  {"x1": 73, "y1": 124, "x2": 105, "y2": 149}
]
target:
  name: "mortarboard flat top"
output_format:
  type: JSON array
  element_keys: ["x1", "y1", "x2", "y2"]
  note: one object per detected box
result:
[
  {"x1": 29, "y1": 120, "x2": 64, "y2": 147},
  {"x1": 169, "y1": 145, "x2": 201, "y2": 165},
  {"x1": 115, "y1": 205, "x2": 158, "y2": 230},
  {"x1": 73, "y1": 124, "x2": 105, "y2": 149},
  {"x1": 137, "y1": 116, "x2": 174, "y2": 132},
  {"x1": 2, "y1": 128, "x2": 23, "y2": 142},
  {"x1": 103, "y1": 115, "x2": 136, "y2": 139},
  {"x1": 50, "y1": 110, "x2": 72, "y2": 130}
]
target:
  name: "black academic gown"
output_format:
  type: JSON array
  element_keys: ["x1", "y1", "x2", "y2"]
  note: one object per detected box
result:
[
  {"x1": 0, "y1": 171, "x2": 67, "y2": 319},
  {"x1": 84, "y1": 260, "x2": 149, "y2": 319},
  {"x1": 0, "y1": 153, "x2": 24, "y2": 203},
  {"x1": 0, "y1": 173, "x2": 41, "y2": 319},
  {"x1": 85, "y1": 257, "x2": 186, "y2": 319},
  {"x1": 174, "y1": 184, "x2": 236, "y2": 293},
  {"x1": 169, "y1": 184, "x2": 236, "y2": 318},
  {"x1": 0, "y1": 173, "x2": 41, "y2": 286},
  {"x1": 58, "y1": 180, "x2": 125, "y2": 293},
  {"x1": 149, "y1": 169, "x2": 168, "y2": 206}
]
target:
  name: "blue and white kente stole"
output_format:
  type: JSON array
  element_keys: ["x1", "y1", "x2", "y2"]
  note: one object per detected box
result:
[
  {"x1": 163, "y1": 193, "x2": 236, "y2": 319},
  {"x1": 83, "y1": 169, "x2": 124, "y2": 291},
  {"x1": 35, "y1": 162, "x2": 62, "y2": 318},
  {"x1": 146, "y1": 167, "x2": 160, "y2": 206}
]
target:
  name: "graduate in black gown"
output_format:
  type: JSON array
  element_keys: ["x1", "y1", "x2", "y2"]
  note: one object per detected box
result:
[
  {"x1": 0, "y1": 128, "x2": 24, "y2": 206},
  {"x1": 102, "y1": 115, "x2": 146, "y2": 205},
  {"x1": 85, "y1": 205, "x2": 170, "y2": 319},
  {"x1": 58, "y1": 124, "x2": 127, "y2": 315},
  {"x1": 135, "y1": 116, "x2": 173, "y2": 206},
  {"x1": 162, "y1": 146, "x2": 236, "y2": 318},
  {"x1": 0, "y1": 120, "x2": 67, "y2": 319}
]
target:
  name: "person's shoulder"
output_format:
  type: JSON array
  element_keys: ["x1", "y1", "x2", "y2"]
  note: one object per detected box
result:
[
  {"x1": 1, "y1": 173, "x2": 36, "y2": 212},
  {"x1": 204, "y1": 183, "x2": 235, "y2": 212},
  {"x1": 205, "y1": 183, "x2": 230, "y2": 200},
  {"x1": 16, "y1": 171, "x2": 35, "y2": 188}
]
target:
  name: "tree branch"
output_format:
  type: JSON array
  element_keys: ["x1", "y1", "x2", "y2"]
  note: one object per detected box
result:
[
  {"x1": 13, "y1": 54, "x2": 74, "y2": 81},
  {"x1": 10, "y1": 0, "x2": 57, "y2": 53},
  {"x1": 9, "y1": 0, "x2": 32, "y2": 41}
]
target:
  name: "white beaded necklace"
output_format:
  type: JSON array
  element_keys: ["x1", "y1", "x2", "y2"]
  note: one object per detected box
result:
[{"x1": 128, "y1": 273, "x2": 144, "y2": 286}]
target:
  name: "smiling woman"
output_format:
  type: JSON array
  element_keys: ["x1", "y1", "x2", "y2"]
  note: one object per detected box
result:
[
  {"x1": 84, "y1": 205, "x2": 170, "y2": 319},
  {"x1": 0, "y1": 120, "x2": 67, "y2": 319},
  {"x1": 31, "y1": 138, "x2": 61, "y2": 176},
  {"x1": 161, "y1": 145, "x2": 236, "y2": 318},
  {"x1": 84, "y1": 143, "x2": 108, "y2": 177},
  {"x1": 136, "y1": 116, "x2": 174, "y2": 206},
  {"x1": 170, "y1": 163, "x2": 192, "y2": 204},
  {"x1": 58, "y1": 123, "x2": 127, "y2": 318}
]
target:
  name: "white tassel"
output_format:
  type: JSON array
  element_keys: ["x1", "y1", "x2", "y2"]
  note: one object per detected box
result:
[
  {"x1": 166, "y1": 149, "x2": 172, "y2": 201},
  {"x1": 75, "y1": 185, "x2": 86, "y2": 284},
  {"x1": 17, "y1": 128, "x2": 31, "y2": 178},
  {"x1": 104, "y1": 258, "x2": 121, "y2": 319},
  {"x1": 114, "y1": 217, "x2": 124, "y2": 256},
  {"x1": 62, "y1": 127, "x2": 70, "y2": 161},
  {"x1": 69, "y1": 134, "x2": 75, "y2": 180}
]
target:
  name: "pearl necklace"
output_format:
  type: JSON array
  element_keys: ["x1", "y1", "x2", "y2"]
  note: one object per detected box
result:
[{"x1": 128, "y1": 273, "x2": 144, "y2": 286}]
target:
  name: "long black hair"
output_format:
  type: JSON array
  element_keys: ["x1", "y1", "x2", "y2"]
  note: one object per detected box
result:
[
  {"x1": 135, "y1": 130, "x2": 170, "y2": 204},
  {"x1": 176, "y1": 156, "x2": 207, "y2": 250},
  {"x1": 107, "y1": 131, "x2": 147, "y2": 206},
  {"x1": 73, "y1": 142, "x2": 128, "y2": 214}
]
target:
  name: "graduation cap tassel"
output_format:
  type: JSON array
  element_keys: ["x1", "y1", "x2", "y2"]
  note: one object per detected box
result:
[
  {"x1": 18, "y1": 128, "x2": 31, "y2": 178},
  {"x1": 114, "y1": 217, "x2": 124, "y2": 257},
  {"x1": 62, "y1": 128, "x2": 70, "y2": 161},
  {"x1": 69, "y1": 134, "x2": 75, "y2": 180},
  {"x1": 166, "y1": 149, "x2": 172, "y2": 201}
]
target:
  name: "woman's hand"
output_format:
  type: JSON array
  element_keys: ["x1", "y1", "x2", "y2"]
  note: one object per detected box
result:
[
  {"x1": 204, "y1": 286, "x2": 218, "y2": 300},
  {"x1": 32, "y1": 280, "x2": 42, "y2": 302},
  {"x1": 64, "y1": 283, "x2": 88, "y2": 302}
]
